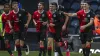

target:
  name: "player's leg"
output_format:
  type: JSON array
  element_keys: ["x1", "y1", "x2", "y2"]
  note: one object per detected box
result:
[
  {"x1": 54, "y1": 37, "x2": 63, "y2": 56},
  {"x1": 80, "y1": 33, "x2": 86, "y2": 56},
  {"x1": 36, "y1": 32, "x2": 42, "y2": 56},
  {"x1": 85, "y1": 32, "x2": 92, "y2": 56},
  {"x1": 14, "y1": 32, "x2": 22, "y2": 56},
  {"x1": 38, "y1": 32, "x2": 44, "y2": 56},
  {"x1": 55, "y1": 28, "x2": 63, "y2": 56},
  {"x1": 20, "y1": 40, "x2": 29, "y2": 55},
  {"x1": 4, "y1": 33, "x2": 14, "y2": 56},
  {"x1": 19, "y1": 32, "x2": 29, "y2": 55},
  {"x1": 39, "y1": 40, "x2": 45, "y2": 56},
  {"x1": 47, "y1": 32, "x2": 54, "y2": 56},
  {"x1": 39, "y1": 29, "x2": 47, "y2": 56}
]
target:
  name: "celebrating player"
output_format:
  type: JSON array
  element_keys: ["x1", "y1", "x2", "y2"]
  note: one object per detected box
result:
[
  {"x1": 64, "y1": 1, "x2": 95, "y2": 56},
  {"x1": 2, "y1": 3, "x2": 14, "y2": 56},
  {"x1": 10, "y1": 1, "x2": 31, "y2": 56},
  {"x1": 47, "y1": 2, "x2": 69, "y2": 56},
  {"x1": 32, "y1": 2, "x2": 48, "y2": 56}
]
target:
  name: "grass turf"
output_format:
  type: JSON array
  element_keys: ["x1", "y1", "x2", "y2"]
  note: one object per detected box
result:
[{"x1": 0, "y1": 51, "x2": 99, "y2": 56}]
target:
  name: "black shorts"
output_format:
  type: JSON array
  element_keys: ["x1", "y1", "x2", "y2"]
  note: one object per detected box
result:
[
  {"x1": 80, "y1": 32, "x2": 93, "y2": 44},
  {"x1": 37, "y1": 29, "x2": 47, "y2": 42},
  {"x1": 4, "y1": 33, "x2": 13, "y2": 41},
  {"x1": 47, "y1": 32, "x2": 60, "y2": 42},
  {"x1": 13, "y1": 31, "x2": 26, "y2": 41}
]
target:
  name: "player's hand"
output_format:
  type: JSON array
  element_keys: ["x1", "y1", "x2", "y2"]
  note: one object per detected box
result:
[
  {"x1": 62, "y1": 25, "x2": 66, "y2": 31},
  {"x1": 80, "y1": 25, "x2": 86, "y2": 30},
  {"x1": 42, "y1": 22, "x2": 47, "y2": 25},
  {"x1": 34, "y1": 23, "x2": 37, "y2": 27},
  {"x1": 10, "y1": 29, "x2": 14, "y2": 33},
  {"x1": 49, "y1": 23, "x2": 55, "y2": 27},
  {"x1": 25, "y1": 24, "x2": 28, "y2": 28}
]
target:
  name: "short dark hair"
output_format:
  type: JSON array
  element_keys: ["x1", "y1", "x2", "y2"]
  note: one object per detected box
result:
[
  {"x1": 83, "y1": 1, "x2": 90, "y2": 5},
  {"x1": 39, "y1": 2, "x2": 45, "y2": 6},
  {"x1": 50, "y1": 2, "x2": 58, "y2": 8},
  {"x1": 4, "y1": 3, "x2": 10, "y2": 8},
  {"x1": 12, "y1": 1, "x2": 18, "y2": 5}
]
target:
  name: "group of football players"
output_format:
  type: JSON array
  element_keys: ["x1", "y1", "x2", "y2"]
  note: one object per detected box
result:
[{"x1": 1, "y1": 1, "x2": 96, "y2": 56}]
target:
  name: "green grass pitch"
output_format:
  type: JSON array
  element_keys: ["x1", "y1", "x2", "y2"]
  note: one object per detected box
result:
[{"x1": 0, "y1": 51, "x2": 100, "y2": 56}]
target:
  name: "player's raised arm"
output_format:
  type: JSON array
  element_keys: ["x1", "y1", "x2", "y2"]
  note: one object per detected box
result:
[{"x1": 64, "y1": 12, "x2": 77, "y2": 17}]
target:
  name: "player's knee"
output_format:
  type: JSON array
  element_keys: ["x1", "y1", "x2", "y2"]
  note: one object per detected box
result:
[
  {"x1": 40, "y1": 41, "x2": 44, "y2": 46},
  {"x1": 86, "y1": 42, "x2": 91, "y2": 48},
  {"x1": 15, "y1": 39, "x2": 20, "y2": 45},
  {"x1": 20, "y1": 40, "x2": 24, "y2": 47},
  {"x1": 40, "y1": 41, "x2": 43, "y2": 44},
  {"x1": 20, "y1": 43, "x2": 24, "y2": 47},
  {"x1": 48, "y1": 41, "x2": 52, "y2": 47}
]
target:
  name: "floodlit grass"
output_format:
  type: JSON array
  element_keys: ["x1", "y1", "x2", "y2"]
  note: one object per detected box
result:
[{"x1": 0, "y1": 51, "x2": 100, "y2": 56}]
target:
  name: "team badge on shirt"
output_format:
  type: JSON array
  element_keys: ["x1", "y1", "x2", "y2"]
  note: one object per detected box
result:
[
  {"x1": 87, "y1": 14, "x2": 90, "y2": 17},
  {"x1": 42, "y1": 14, "x2": 45, "y2": 17},
  {"x1": 19, "y1": 14, "x2": 21, "y2": 17},
  {"x1": 53, "y1": 14, "x2": 56, "y2": 17}
]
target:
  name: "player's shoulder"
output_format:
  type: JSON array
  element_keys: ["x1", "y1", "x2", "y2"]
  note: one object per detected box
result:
[
  {"x1": 78, "y1": 9, "x2": 84, "y2": 13},
  {"x1": 47, "y1": 10, "x2": 52, "y2": 15},
  {"x1": 90, "y1": 10, "x2": 95, "y2": 14},
  {"x1": 1, "y1": 12, "x2": 7, "y2": 17},
  {"x1": 33, "y1": 10, "x2": 38, "y2": 14},
  {"x1": 10, "y1": 10, "x2": 14, "y2": 14}
]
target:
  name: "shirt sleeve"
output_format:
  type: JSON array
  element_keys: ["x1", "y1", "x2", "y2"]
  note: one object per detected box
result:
[
  {"x1": 77, "y1": 10, "x2": 81, "y2": 19},
  {"x1": 90, "y1": 11, "x2": 95, "y2": 20}
]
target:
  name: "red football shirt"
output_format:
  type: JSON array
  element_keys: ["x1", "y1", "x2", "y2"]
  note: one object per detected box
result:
[
  {"x1": 47, "y1": 11, "x2": 55, "y2": 33},
  {"x1": 77, "y1": 9, "x2": 86, "y2": 32},
  {"x1": 33, "y1": 10, "x2": 42, "y2": 32},
  {"x1": 10, "y1": 10, "x2": 20, "y2": 32},
  {"x1": 33, "y1": 10, "x2": 48, "y2": 32},
  {"x1": 2, "y1": 12, "x2": 12, "y2": 34}
]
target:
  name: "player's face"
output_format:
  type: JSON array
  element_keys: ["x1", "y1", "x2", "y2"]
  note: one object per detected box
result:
[
  {"x1": 81, "y1": 3, "x2": 85, "y2": 9},
  {"x1": 12, "y1": 4, "x2": 18, "y2": 10},
  {"x1": 85, "y1": 3, "x2": 90, "y2": 9},
  {"x1": 49, "y1": 4, "x2": 53, "y2": 11},
  {"x1": 4, "y1": 5, "x2": 10, "y2": 13},
  {"x1": 49, "y1": 4, "x2": 57, "y2": 11},
  {"x1": 38, "y1": 3, "x2": 44, "y2": 10},
  {"x1": 83, "y1": 3, "x2": 90, "y2": 10},
  {"x1": 52, "y1": 5, "x2": 57, "y2": 10}
]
